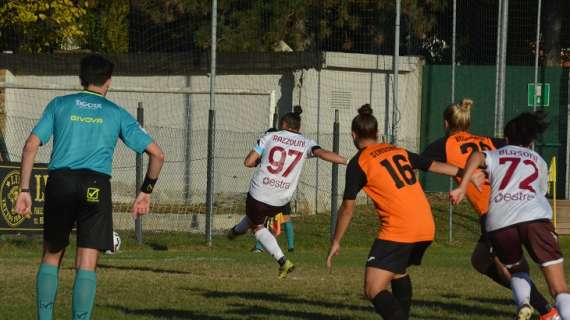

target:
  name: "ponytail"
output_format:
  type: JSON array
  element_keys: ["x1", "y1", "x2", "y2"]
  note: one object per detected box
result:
[{"x1": 443, "y1": 98, "x2": 473, "y2": 132}]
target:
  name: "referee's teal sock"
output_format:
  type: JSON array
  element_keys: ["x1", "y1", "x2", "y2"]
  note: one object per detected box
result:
[
  {"x1": 72, "y1": 269, "x2": 97, "y2": 320},
  {"x1": 283, "y1": 221, "x2": 295, "y2": 250},
  {"x1": 37, "y1": 263, "x2": 59, "y2": 320}
]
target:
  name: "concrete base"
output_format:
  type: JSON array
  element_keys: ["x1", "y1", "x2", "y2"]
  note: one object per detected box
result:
[{"x1": 112, "y1": 212, "x2": 241, "y2": 233}]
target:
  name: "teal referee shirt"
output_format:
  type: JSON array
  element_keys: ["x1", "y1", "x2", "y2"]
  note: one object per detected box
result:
[{"x1": 32, "y1": 91, "x2": 152, "y2": 176}]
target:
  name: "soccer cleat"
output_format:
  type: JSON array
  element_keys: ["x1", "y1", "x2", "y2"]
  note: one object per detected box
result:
[
  {"x1": 515, "y1": 303, "x2": 534, "y2": 320},
  {"x1": 539, "y1": 307, "x2": 561, "y2": 320},
  {"x1": 278, "y1": 259, "x2": 295, "y2": 279},
  {"x1": 250, "y1": 246, "x2": 264, "y2": 253}
]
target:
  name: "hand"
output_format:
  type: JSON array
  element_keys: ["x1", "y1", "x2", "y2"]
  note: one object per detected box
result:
[
  {"x1": 470, "y1": 171, "x2": 486, "y2": 192},
  {"x1": 15, "y1": 191, "x2": 32, "y2": 219},
  {"x1": 131, "y1": 192, "x2": 151, "y2": 218},
  {"x1": 326, "y1": 241, "x2": 341, "y2": 271},
  {"x1": 449, "y1": 188, "x2": 466, "y2": 205}
]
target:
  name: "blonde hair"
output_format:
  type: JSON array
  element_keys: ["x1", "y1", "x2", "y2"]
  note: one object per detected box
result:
[{"x1": 443, "y1": 98, "x2": 473, "y2": 132}]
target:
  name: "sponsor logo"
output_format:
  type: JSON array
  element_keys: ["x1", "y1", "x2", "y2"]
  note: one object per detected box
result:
[
  {"x1": 70, "y1": 115, "x2": 104, "y2": 124},
  {"x1": 0, "y1": 170, "x2": 24, "y2": 227},
  {"x1": 367, "y1": 256, "x2": 376, "y2": 262},
  {"x1": 86, "y1": 187, "x2": 100, "y2": 203},
  {"x1": 76, "y1": 99, "x2": 102, "y2": 109},
  {"x1": 262, "y1": 177, "x2": 291, "y2": 190},
  {"x1": 493, "y1": 192, "x2": 535, "y2": 203}
]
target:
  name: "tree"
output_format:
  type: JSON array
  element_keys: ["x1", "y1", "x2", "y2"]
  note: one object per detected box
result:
[
  {"x1": 81, "y1": 0, "x2": 129, "y2": 54},
  {"x1": 0, "y1": 0, "x2": 88, "y2": 53},
  {"x1": 128, "y1": 0, "x2": 446, "y2": 54}
]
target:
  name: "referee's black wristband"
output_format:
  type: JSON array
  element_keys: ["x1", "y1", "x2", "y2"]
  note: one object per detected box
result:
[
  {"x1": 455, "y1": 168, "x2": 465, "y2": 178},
  {"x1": 140, "y1": 176, "x2": 158, "y2": 194}
]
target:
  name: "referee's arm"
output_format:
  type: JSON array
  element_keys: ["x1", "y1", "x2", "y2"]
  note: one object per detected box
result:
[{"x1": 16, "y1": 134, "x2": 41, "y2": 216}]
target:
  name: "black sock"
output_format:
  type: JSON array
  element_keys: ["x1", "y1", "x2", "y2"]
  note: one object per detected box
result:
[
  {"x1": 391, "y1": 275, "x2": 412, "y2": 318},
  {"x1": 277, "y1": 257, "x2": 286, "y2": 267},
  {"x1": 529, "y1": 281, "x2": 550, "y2": 315},
  {"x1": 484, "y1": 264, "x2": 510, "y2": 289},
  {"x1": 371, "y1": 290, "x2": 407, "y2": 320}
]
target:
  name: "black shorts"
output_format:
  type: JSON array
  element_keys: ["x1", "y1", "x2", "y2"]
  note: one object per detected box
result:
[
  {"x1": 43, "y1": 169, "x2": 113, "y2": 252},
  {"x1": 245, "y1": 193, "x2": 288, "y2": 225},
  {"x1": 489, "y1": 220, "x2": 563, "y2": 268},
  {"x1": 366, "y1": 239, "x2": 432, "y2": 274}
]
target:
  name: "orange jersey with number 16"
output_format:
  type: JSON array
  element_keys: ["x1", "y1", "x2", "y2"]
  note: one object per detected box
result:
[{"x1": 345, "y1": 143, "x2": 435, "y2": 243}]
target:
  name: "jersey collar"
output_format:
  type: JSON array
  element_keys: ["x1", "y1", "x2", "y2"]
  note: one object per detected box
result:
[{"x1": 82, "y1": 90, "x2": 104, "y2": 97}]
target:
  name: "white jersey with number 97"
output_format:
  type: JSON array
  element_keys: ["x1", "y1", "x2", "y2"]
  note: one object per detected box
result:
[
  {"x1": 249, "y1": 130, "x2": 321, "y2": 206},
  {"x1": 484, "y1": 145, "x2": 552, "y2": 232}
]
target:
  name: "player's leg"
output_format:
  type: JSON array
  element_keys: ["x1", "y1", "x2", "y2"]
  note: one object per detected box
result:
[
  {"x1": 252, "y1": 223, "x2": 294, "y2": 278},
  {"x1": 472, "y1": 238, "x2": 554, "y2": 317},
  {"x1": 282, "y1": 204, "x2": 295, "y2": 252},
  {"x1": 228, "y1": 194, "x2": 257, "y2": 239},
  {"x1": 71, "y1": 173, "x2": 112, "y2": 320},
  {"x1": 37, "y1": 172, "x2": 75, "y2": 320},
  {"x1": 523, "y1": 221, "x2": 568, "y2": 319},
  {"x1": 489, "y1": 226, "x2": 534, "y2": 319},
  {"x1": 365, "y1": 267, "x2": 406, "y2": 320}
]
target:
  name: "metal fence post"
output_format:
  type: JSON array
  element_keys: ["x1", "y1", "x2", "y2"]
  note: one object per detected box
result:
[
  {"x1": 330, "y1": 110, "x2": 340, "y2": 240},
  {"x1": 135, "y1": 102, "x2": 144, "y2": 245},
  {"x1": 205, "y1": 0, "x2": 217, "y2": 246}
]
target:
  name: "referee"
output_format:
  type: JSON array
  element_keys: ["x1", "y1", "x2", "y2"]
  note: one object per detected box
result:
[{"x1": 15, "y1": 54, "x2": 165, "y2": 320}]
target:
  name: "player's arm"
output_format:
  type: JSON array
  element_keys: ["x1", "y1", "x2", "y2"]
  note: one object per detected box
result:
[
  {"x1": 450, "y1": 151, "x2": 486, "y2": 204},
  {"x1": 409, "y1": 151, "x2": 484, "y2": 191},
  {"x1": 420, "y1": 137, "x2": 447, "y2": 162},
  {"x1": 244, "y1": 150, "x2": 261, "y2": 168},
  {"x1": 312, "y1": 148, "x2": 347, "y2": 165},
  {"x1": 327, "y1": 155, "x2": 365, "y2": 269},
  {"x1": 15, "y1": 134, "x2": 41, "y2": 217}
]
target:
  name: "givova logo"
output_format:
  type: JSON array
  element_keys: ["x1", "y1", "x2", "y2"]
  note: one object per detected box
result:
[
  {"x1": 76, "y1": 99, "x2": 102, "y2": 109},
  {"x1": 70, "y1": 115, "x2": 104, "y2": 124}
]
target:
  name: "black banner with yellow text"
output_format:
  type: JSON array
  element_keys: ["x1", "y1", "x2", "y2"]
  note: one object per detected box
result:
[{"x1": 0, "y1": 162, "x2": 48, "y2": 233}]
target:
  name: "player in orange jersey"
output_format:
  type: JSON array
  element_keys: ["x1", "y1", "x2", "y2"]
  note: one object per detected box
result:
[
  {"x1": 326, "y1": 104, "x2": 482, "y2": 320},
  {"x1": 421, "y1": 99, "x2": 558, "y2": 319}
]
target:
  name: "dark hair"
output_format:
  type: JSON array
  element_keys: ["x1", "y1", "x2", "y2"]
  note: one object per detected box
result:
[
  {"x1": 504, "y1": 111, "x2": 549, "y2": 147},
  {"x1": 280, "y1": 105, "x2": 303, "y2": 130},
  {"x1": 351, "y1": 104, "x2": 377, "y2": 140},
  {"x1": 79, "y1": 54, "x2": 114, "y2": 87}
]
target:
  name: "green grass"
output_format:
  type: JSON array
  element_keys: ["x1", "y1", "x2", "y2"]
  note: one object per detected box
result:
[{"x1": 1, "y1": 195, "x2": 569, "y2": 319}]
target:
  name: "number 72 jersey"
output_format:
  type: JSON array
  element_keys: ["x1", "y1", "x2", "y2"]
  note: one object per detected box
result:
[
  {"x1": 249, "y1": 130, "x2": 321, "y2": 206},
  {"x1": 484, "y1": 145, "x2": 552, "y2": 232}
]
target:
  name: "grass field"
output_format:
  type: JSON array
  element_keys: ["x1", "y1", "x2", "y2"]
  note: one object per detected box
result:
[{"x1": 1, "y1": 195, "x2": 569, "y2": 320}]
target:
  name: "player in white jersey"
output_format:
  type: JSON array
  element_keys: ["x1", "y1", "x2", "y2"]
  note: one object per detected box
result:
[
  {"x1": 451, "y1": 111, "x2": 569, "y2": 320},
  {"x1": 228, "y1": 105, "x2": 347, "y2": 279}
]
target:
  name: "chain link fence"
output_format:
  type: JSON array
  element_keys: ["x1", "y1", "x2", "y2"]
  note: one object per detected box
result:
[{"x1": 0, "y1": 1, "x2": 567, "y2": 242}]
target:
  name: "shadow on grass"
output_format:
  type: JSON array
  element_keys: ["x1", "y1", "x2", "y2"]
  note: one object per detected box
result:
[
  {"x1": 98, "y1": 263, "x2": 192, "y2": 275},
  {"x1": 413, "y1": 298, "x2": 512, "y2": 318},
  {"x1": 147, "y1": 242, "x2": 169, "y2": 251},
  {"x1": 227, "y1": 303, "x2": 351, "y2": 320},
  {"x1": 188, "y1": 287, "x2": 370, "y2": 313},
  {"x1": 188, "y1": 288, "x2": 512, "y2": 319},
  {"x1": 441, "y1": 293, "x2": 513, "y2": 307},
  {"x1": 103, "y1": 305, "x2": 232, "y2": 320}
]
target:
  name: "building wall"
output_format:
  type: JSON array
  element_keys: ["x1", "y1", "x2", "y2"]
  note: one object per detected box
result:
[{"x1": 1, "y1": 52, "x2": 424, "y2": 213}]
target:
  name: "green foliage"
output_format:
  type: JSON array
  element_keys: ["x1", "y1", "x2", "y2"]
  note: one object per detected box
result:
[
  {"x1": 0, "y1": 0, "x2": 88, "y2": 53},
  {"x1": 81, "y1": 0, "x2": 129, "y2": 53}
]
